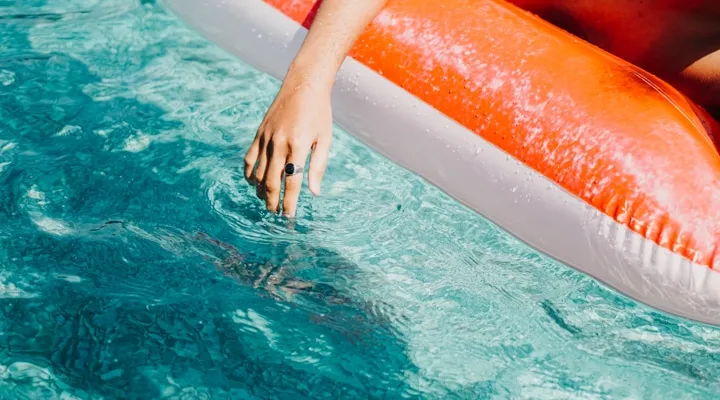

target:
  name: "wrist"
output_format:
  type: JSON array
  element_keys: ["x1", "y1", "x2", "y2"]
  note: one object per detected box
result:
[{"x1": 284, "y1": 56, "x2": 340, "y2": 93}]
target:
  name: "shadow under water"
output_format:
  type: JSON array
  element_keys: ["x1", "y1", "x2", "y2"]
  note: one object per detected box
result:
[{"x1": 0, "y1": 5, "x2": 421, "y2": 397}]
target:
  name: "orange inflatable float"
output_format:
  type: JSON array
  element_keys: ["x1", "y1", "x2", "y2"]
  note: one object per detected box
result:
[{"x1": 166, "y1": 0, "x2": 720, "y2": 324}]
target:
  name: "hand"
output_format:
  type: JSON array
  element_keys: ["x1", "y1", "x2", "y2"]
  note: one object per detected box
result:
[{"x1": 244, "y1": 76, "x2": 333, "y2": 217}]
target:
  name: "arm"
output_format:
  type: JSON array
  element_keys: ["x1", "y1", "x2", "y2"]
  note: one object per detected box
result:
[
  {"x1": 244, "y1": 0, "x2": 388, "y2": 217},
  {"x1": 286, "y1": 0, "x2": 390, "y2": 91}
]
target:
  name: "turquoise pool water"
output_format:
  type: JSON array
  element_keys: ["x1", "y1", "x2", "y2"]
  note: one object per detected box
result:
[{"x1": 2, "y1": 0, "x2": 720, "y2": 398}]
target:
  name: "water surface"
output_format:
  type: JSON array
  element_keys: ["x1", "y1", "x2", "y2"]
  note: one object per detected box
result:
[{"x1": 1, "y1": 0, "x2": 720, "y2": 398}]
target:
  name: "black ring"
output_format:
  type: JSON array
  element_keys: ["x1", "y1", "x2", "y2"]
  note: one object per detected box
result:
[{"x1": 284, "y1": 163, "x2": 303, "y2": 176}]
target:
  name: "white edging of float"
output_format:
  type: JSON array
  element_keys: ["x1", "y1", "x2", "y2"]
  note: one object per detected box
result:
[{"x1": 165, "y1": 0, "x2": 720, "y2": 325}]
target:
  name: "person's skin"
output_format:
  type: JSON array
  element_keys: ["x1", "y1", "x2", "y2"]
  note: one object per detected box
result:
[
  {"x1": 244, "y1": 0, "x2": 720, "y2": 217},
  {"x1": 243, "y1": 0, "x2": 389, "y2": 217}
]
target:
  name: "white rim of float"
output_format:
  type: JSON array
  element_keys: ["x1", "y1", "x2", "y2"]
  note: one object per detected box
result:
[{"x1": 163, "y1": 0, "x2": 720, "y2": 326}]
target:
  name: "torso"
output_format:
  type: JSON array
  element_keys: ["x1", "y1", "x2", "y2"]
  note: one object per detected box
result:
[{"x1": 511, "y1": 0, "x2": 720, "y2": 110}]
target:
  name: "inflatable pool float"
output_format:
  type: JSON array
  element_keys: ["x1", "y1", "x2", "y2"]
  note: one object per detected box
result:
[{"x1": 165, "y1": 0, "x2": 720, "y2": 325}]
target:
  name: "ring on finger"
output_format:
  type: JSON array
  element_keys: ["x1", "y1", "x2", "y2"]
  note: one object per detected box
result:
[{"x1": 284, "y1": 162, "x2": 304, "y2": 176}]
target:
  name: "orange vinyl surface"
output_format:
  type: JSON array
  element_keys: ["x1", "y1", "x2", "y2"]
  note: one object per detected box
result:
[{"x1": 265, "y1": 0, "x2": 720, "y2": 267}]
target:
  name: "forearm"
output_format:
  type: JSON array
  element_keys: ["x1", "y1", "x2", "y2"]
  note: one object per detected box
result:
[{"x1": 283, "y1": 0, "x2": 388, "y2": 90}]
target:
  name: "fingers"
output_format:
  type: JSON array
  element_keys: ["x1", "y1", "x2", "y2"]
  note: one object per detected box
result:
[
  {"x1": 244, "y1": 135, "x2": 261, "y2": 184},
  {"x1": 260, "y1": 138, "x2": 288, "y2": 213},
  {"x1": 244, "y1": 128, "x2": 330, "y2": 216},
  {"x1": 282, "y1": 147, "x2": 311, "y2": 217},
  {"x1": 308, "y1": 137, "x2": 331, "y2": 196},
  {"x1": 253, "y1": 134, "x2": 269, "y2": 186}
]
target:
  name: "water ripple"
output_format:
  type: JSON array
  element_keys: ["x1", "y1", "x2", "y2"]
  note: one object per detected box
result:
[{"x1": 2, "y1": 0, "x2": 720, "y2": 398}]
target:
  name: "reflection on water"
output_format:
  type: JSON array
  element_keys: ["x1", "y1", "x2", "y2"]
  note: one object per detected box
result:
[
  {"x1": 0, "y1": 6, "x2": 418, "y2": 396},
  {"x1": 2, "y1": 0, "x2": 720, "y2": 399},
  {"x1": 1, "y1": 231, "x2": 420, "y2": 398}
]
